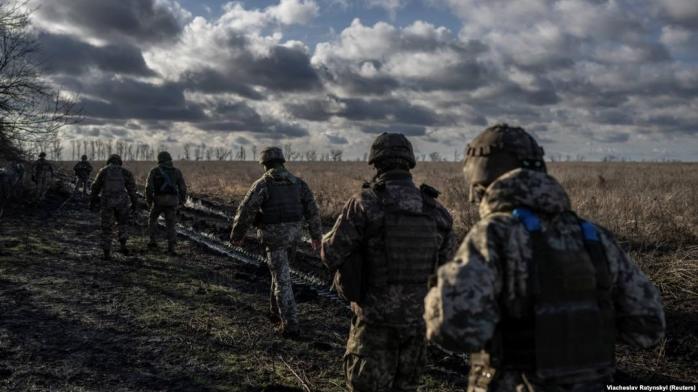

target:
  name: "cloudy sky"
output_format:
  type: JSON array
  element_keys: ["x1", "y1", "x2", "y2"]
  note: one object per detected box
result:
[{"x1": 30, "y1": 0, "x2": 698, "y2": 160}]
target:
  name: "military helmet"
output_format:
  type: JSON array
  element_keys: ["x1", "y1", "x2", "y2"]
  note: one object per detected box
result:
[
  {"x1": 464, "y1": 124, "x2": 546, "y2": 202},
  {"x1": 368, "y1": 133, "x2": 416, "y2": 169},
  {"x1": 107, "y1": 154, "x2": 123, "y2": 165},
  {"x1": 39, "y1": 152, "x2": 46, "y2": 158},
  {"x1": 259, "y1": 147, "x2": 285, "y2": 164},
  {"x1": 157, "y1": 151, "x2": 173, "y2": 163},
  {"x1": 81, "y1": 155, "x2": 88, "y2": 161}
]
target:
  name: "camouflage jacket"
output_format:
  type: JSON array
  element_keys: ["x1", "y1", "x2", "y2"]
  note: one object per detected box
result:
[
  {"x1": 230, "y1": 167, "x2": 322, "y2": 248},
  {"x1": 144, "y1": 162, "x2": 187, "y2": 206},
  {"x1": 33, "y1": 158, "x2": 54, "y2": 179},
  {"x1": 73, "y1": 161, "x2": 93, "y2": 178},
  {"x1": 322, "y1": 170, "x2": 457, "y2": 326},
  {"x1": 424, "y1": 169, "x2": 665, "y2": 377},
  {"x1": 90, "y1": 164, "x2": 137, "y2": 206}
]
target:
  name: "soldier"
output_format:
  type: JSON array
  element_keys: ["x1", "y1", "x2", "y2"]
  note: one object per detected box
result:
[
  {"x1": 73, "y1": 155, "x2": 93, "y2": 197},
  {"x1": 145, "y1": 151, "x2": 187, "y2": 256},
  {"x1": 90, "y1": 154, "x2": 137, "y2": 260},
  {"x1": 32, "y1": 152, "x2": 54, "y2": 202},
  {"x1": 321, "y1": 133, "x2": 456, "y2": 392},
  {"x1": 230, "y1": 147, "x2": 322, "y2": 338},
  {"x1": 424, "y1": 124, "x2": 666, "y2": 391}
]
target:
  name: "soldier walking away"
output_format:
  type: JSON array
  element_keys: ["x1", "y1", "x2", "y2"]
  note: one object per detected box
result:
[
  {"x1": 73, "y1": 155, "x2": 93, "y2": 197},
  {"x1": 321, "y1": 133, "x2": 456, "y2": 392},
  {"x1": 145, "y1": 151, "x2": 187, "y2": 256},
  {"x1": 32, "y1": 152, "x2": 54, "y2": 203},
  {"x1": 424, "y1": 124, "x2": 666, "y2": 392},
  {"x1": 229, "y1": 147, "x2": 322, "y2": 338},
  {"x1": 90, "y1": 154, "x2": 138, "y2": 261}
]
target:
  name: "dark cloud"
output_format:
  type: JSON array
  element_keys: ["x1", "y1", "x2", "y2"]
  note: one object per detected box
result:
[
  {"x1": 37, "y1": 0, "x2": 184, "y2": 45},
  {"x1": 287, "y1": 95, "x2": 443, "y2": 126},
  {"x1": 79, "y1": 78, "x2": 205, "y2": 121},
  {"x1": 326, "y1": 134, "x2": 348, "y2": 144},
  {"x1": 361, "y1": 124, "x2": 426, "y2": 136},
  {"x1": 182, "y1": 68, "x2": 265, "y2": 100},
  {"x1": 38, "y1": 33, "x2": 155, "y2": 76},
  {"x1": 197, "y1": 101, "x2": 308, "y2": 139}
]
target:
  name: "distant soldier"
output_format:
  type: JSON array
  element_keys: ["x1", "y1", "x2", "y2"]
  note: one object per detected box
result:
[
  {"x1": 230, "y1": 147, "x2": 322, "y2": 337},
  {"x1": 145, "y1": 151, "x2": 187, "y2": 256},
  {"x1": 424, "y1": 124, "x2": 666, "y2": 391},
  {"x1": 321, "y1": 133, "x2": 456, "y2": 392},
  {"x1": 32, "y1": 152, "x2": 54, "y2": 202},
  {"x1": 90, "y1": 154, "x2": 137, "y2": 260},
  {"x1": 73, "y1": 155, "x2": 93, "y2": 197}
]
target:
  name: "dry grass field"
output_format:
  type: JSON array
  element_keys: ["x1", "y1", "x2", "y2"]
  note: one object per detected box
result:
[{"x1": 56, "y1": 160, "x2": 698, "y2": 383}]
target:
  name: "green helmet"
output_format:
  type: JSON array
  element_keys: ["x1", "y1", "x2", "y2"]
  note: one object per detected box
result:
[
  {"x1": 368, "y1": 132, "x2": 416, "y2": 169},
  {"x1": 464, "y1": 123, "x2": 545, "y2": 202},
  {"x1": 107, "y1": 154, "x2": 123, "y2": 165},
  {"x1": 259, "y1": 146, "x2": 285, "y2": 164},
  {"x1": 157, "y1": 151, "x2": 173, "y2": 163}
]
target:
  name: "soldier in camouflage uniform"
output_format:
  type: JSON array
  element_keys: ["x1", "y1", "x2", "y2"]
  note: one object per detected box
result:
[
  {"x1": 32, "y1": 152, "x2": 54, "y2": 203},
  {"x1": 90, "y1": 154, "x2": 138, "y2": 260},
  {"x1": 230, "y1": 147, "x2": 322, "y2": 337},
  {"x1": 146, "y1": 151, "x2": 187, "y2": 256},
  {"x1": 73, "y1": 155, "x2": 93, "y2": 197},
  {"x1": 322, "y1": 133, "x2": 456, "y2": 392},
  {"x1": 424, "y1": 124, "x2": 666, "y2": 392}
]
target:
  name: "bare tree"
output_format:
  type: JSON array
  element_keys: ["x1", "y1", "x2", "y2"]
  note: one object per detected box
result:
[
  {"x1": 0, "y1": 2, "x2": 78, "y2": 158},
  {"x1": 182, "y1": 143, "x2": 192, "y2": 160},
  {"x1": 304, "y1": 150, "x2": 317, "y2": 161},
  {"x1": 330, "y1": 149, "x2": 343, "y2": 161},
  {"x1": 429, "y1": 152, "x2": 442, "y2": 162},
  {"x1": 251, "y1": 145, "x2": 257, "y2": 161},
  {"x1": 214, "y1": 147, "x2": 230, "y2": 160}
]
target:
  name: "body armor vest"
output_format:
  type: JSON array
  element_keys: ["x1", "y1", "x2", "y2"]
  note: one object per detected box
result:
[
  {"x1": 102, "y1": 165, "x2": 128, "y2": 207},
  {"x1": 369, "y1": 181, "x2": 441, "y2": 287},
  {"x1": 154, "y1": 166, "x2": 179, "y2": 196},
  {"x1": 495, "y1": 208, "x2": 615, "y2": 382},
  {"x1": 260, "y1": 179, "x2": 303, "y2": 225}
]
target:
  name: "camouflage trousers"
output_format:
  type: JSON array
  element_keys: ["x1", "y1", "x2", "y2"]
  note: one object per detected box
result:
[
  {"x1": 35, "y1": 176, "x2": 51, "y2": 202},
  {"x1": 344, "y1": 317, "x2": 426, "y2": 392},
  {"x1": 101, "y1": 203, "x2": 130, "y2": 251},
  {"x1": 75, "y1": 177, "x2": 90, "y2": 196},
  {"x1": 266, "y1": 246, "x2": 298, "y2": 331},
  {"x1": 475, "y1": 370, "x2": 609, "y2": 392},
  {"x1": 148, "y1": 205, "x2": 177, "y2": 248}
]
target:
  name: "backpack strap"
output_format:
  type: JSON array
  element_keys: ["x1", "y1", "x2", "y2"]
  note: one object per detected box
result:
[
  {"x1": 158, "y1": 166, "x2": 178, "y2": 194},
  {"x1": 512, "y1": 207, "x2": 543, "y2": 297}
]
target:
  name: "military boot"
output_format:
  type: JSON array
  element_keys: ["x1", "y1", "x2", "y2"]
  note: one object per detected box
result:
[
  {"x1": 119, "y1": 239, "x2": 130, "y2": 256},
  {"x1": 167, "y1": 242, "x2": 177, "y2": 256}
]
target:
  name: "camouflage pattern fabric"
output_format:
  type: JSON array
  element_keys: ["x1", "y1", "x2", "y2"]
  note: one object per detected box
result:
[
  {"x1": 148, "y1": 205, "x2": 177, "y2": 248},
  {"x1": 322, "y1": 170, "x2": 457, "y2": 326},
  {"x1": 33, "y1": 158, "x2": 54, "y2": 202},
  {"x1": 100, "y1": 204, "x2": 130, "y2": 251},
  {"x1": 266, "y1": 233, "x2": 300, "y2": 330},
  {"x1": 91, "y1": 164, "x2": 137, "y2": 252},
  {"x1": 344, "y1": 318, "x2": 426, "y2": 392},
  {"x1": 322, "y1": 170, "x2": 456, "y2": 391},
  {"x1": 424, "y1": 169, "x2": 666, "y2": 390},
  {"x1": 230, "y1": 167, "x2": 321, "y2": 331}
]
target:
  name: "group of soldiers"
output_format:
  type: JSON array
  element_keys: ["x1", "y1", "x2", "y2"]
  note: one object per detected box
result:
[
  {"x1": 7, "y1": 124, "x2": 665, "y2": 391},
  {"x1": 229, "y1": 125, "x2": 665, "y2": 392}
]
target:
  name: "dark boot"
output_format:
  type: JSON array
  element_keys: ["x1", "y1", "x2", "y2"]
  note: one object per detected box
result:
[
  {"x1": 119, "y1": 240, "x2": 129, "y2": 256},
  {"x1": 167, "y1": 242, "x2": 177, "y2": 256}
]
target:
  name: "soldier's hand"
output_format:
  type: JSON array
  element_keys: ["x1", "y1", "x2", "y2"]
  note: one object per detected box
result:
[{"x1": 311, "y1": 239, "x2": 321, "y2": 252}]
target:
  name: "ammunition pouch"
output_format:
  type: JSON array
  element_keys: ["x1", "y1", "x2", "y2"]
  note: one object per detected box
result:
[{"x1": 260, "y1": 180, "x2": 303, "y2": 225}]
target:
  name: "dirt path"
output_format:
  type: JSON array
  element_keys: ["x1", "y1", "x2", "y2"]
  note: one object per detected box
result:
[{"x1": 0, "y1": 192, "x2": 468, "y2": 391}]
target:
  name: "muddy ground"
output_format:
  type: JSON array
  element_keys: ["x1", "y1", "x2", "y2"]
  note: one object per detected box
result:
[{"x1": 0, "y1": 187, "x2": 695, "y2": 391}]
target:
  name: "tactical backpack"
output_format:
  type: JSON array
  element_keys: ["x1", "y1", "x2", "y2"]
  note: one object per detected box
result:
[
  {"x1": 102, "y1": 165, "x2": 128, "y2": 207},
  {"x1": 494, "y1": 207, "x2": 615, "y2": 382}
]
